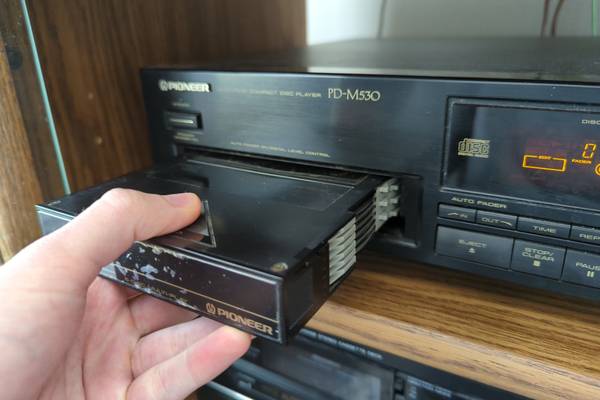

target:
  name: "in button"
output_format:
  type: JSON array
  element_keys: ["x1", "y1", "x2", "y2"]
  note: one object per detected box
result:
[
  {"x1": 510, "y1": 240, "x2": 565, "y2": 279},
  {"x1": 438, "y1": 204, "x2": 476, "y2": 222}
]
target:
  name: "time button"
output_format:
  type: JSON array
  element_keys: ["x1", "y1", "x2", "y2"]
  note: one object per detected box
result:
[{"x1": 517, "y1": 217, "x2": 570, "y2": 239}]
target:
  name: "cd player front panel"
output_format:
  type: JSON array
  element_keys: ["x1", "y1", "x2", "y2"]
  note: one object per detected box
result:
[{"x1": 141, "y1": 69, "x2": 600, "y2": 300}]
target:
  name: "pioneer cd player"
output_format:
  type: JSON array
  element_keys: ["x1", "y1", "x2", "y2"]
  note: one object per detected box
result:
[{"x1": 37, "y1": 38, "x2": 600, "y2": 339}]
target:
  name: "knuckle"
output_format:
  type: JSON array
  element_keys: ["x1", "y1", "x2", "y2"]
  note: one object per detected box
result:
[
  {"x1": 130, "y1": 345, "x2": 145, "y2": 378},
  {"x1": 129, "y1": 379, "x2": 156, "y2": 400},
  {"x1": 153, "y1": 363, "x2": 172, "y2": 399},
  {"x1": 100, "y1": 188, "x2": 138, "y2": 215},
  {"x1": 129, "y1": 365, "x2": 167, "y2": 400}
]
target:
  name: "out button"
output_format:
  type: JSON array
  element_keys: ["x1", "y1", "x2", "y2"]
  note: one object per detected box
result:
[
  {"x1": 510, "y1": 240, "x2": 565, "y2": 279},
  {"x1": 476, "y1": 210, "x2": 517, "y2": 230},
  {"x1": 436, "y1": 226, "x2": 513, "y2": 269}
]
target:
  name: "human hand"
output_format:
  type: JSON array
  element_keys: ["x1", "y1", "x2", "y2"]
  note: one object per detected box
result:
[{"x1": 0, "y1": 189, "x2": 251, "y2": 400}]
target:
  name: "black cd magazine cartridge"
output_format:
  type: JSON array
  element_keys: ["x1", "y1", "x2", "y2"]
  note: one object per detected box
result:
[{"x1": 37, "y1": 154, "x2": 399, "y2": 343}]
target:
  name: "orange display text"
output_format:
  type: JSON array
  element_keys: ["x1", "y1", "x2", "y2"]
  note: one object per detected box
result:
[{"x1": 522, "y1": 155, "x2": 567, "y2": 172}]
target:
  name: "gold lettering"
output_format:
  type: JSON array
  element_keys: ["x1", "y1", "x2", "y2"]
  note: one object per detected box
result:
[{"x1": 216, "y1": 307, "x2": 274, "y2": 335}]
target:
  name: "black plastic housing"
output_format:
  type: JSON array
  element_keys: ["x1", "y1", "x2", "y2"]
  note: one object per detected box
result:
[
  {"x1": 37, "y1": 156, "x2": 384, "y2": 342},
  {"x1": 139, "y1": 38, "x2": 600, "y2": 300}
]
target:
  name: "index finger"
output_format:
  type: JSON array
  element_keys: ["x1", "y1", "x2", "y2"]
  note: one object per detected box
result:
[{"x1": 13, "y1": 189, "x2": 201, "y2": 293}]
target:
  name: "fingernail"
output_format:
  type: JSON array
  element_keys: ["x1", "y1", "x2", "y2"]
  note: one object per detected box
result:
[
  {"x1": 165, "y1": 193, "x2": 197, "y2": 207},
  {"x1": 221, "y1": 326, "x2": 253, "y2": 340}
]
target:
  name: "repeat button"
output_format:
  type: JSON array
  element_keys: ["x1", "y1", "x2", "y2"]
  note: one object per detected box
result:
[
  {"x1": 436, "y1": 226, "x2": 513, "y2": 269},
  {"x1": 570, "y1": 225, "x2": 600, "y2": 246}
]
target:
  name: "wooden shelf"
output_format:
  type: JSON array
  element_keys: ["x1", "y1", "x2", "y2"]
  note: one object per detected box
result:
[{"x1": 308, "y1": 253, "x2": 600, "y2": 400}]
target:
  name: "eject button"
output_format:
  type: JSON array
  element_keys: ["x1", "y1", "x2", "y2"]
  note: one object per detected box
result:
[{"x1": 436, "y1": 226, "x2": 513, "y2": 269}]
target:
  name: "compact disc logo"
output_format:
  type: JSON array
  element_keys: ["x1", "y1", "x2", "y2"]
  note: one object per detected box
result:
[
  {"x1": 205, "y1": 303, "x2": 217, "y2": 315},
  {"x1": 458, "y1": 138, "x2": 490, "y2": 158},
  {"x1": 158, "y1": 79, "x2": 211, "y2": 93}
]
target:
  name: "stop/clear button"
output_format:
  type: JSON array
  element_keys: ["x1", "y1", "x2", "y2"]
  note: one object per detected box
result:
[
  {"x1": 510, "y1": 240, "x2": 565, "y2": 279},
  {"x1": 436, "y1": 226, "x2": 513, "y2": 269}
]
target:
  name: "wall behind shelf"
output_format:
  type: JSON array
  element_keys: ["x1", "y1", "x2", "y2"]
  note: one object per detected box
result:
[{"x1": 307, "y1": 0, "x2": 596, "y2": 45}]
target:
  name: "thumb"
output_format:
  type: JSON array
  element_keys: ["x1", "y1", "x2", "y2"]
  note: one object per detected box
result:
[
  {"x1": 0, "y1": 189, "x2": 200, "y2": 400},
  {"x1": 8, "y1": 189, "x2": 201, "y2": 293}
]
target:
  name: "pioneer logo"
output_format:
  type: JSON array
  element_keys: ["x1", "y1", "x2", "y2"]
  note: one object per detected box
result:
[
  {"x1": 206, "y1": 303, "x2": 274, "y2": 336},
  {"x1": 205, "y1": 302, "x2": 217, "y2": 315},
  {"x1": 158, "y1": 79, "x2": 211, "y2": 93}
]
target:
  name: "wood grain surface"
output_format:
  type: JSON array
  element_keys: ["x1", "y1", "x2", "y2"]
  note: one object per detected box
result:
[
  {"x1": 0, "y1": 0, "x2": 65, "y2": 201},
  {"x1": 308, "y1": 253, "x2": 600, "y2": 400},
  {"x1": 0, "y1": 36, "x2": 43, "y2": 259},
  {"x1": 27, "y1": 0, "x2": 306, "y2": 192}
]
